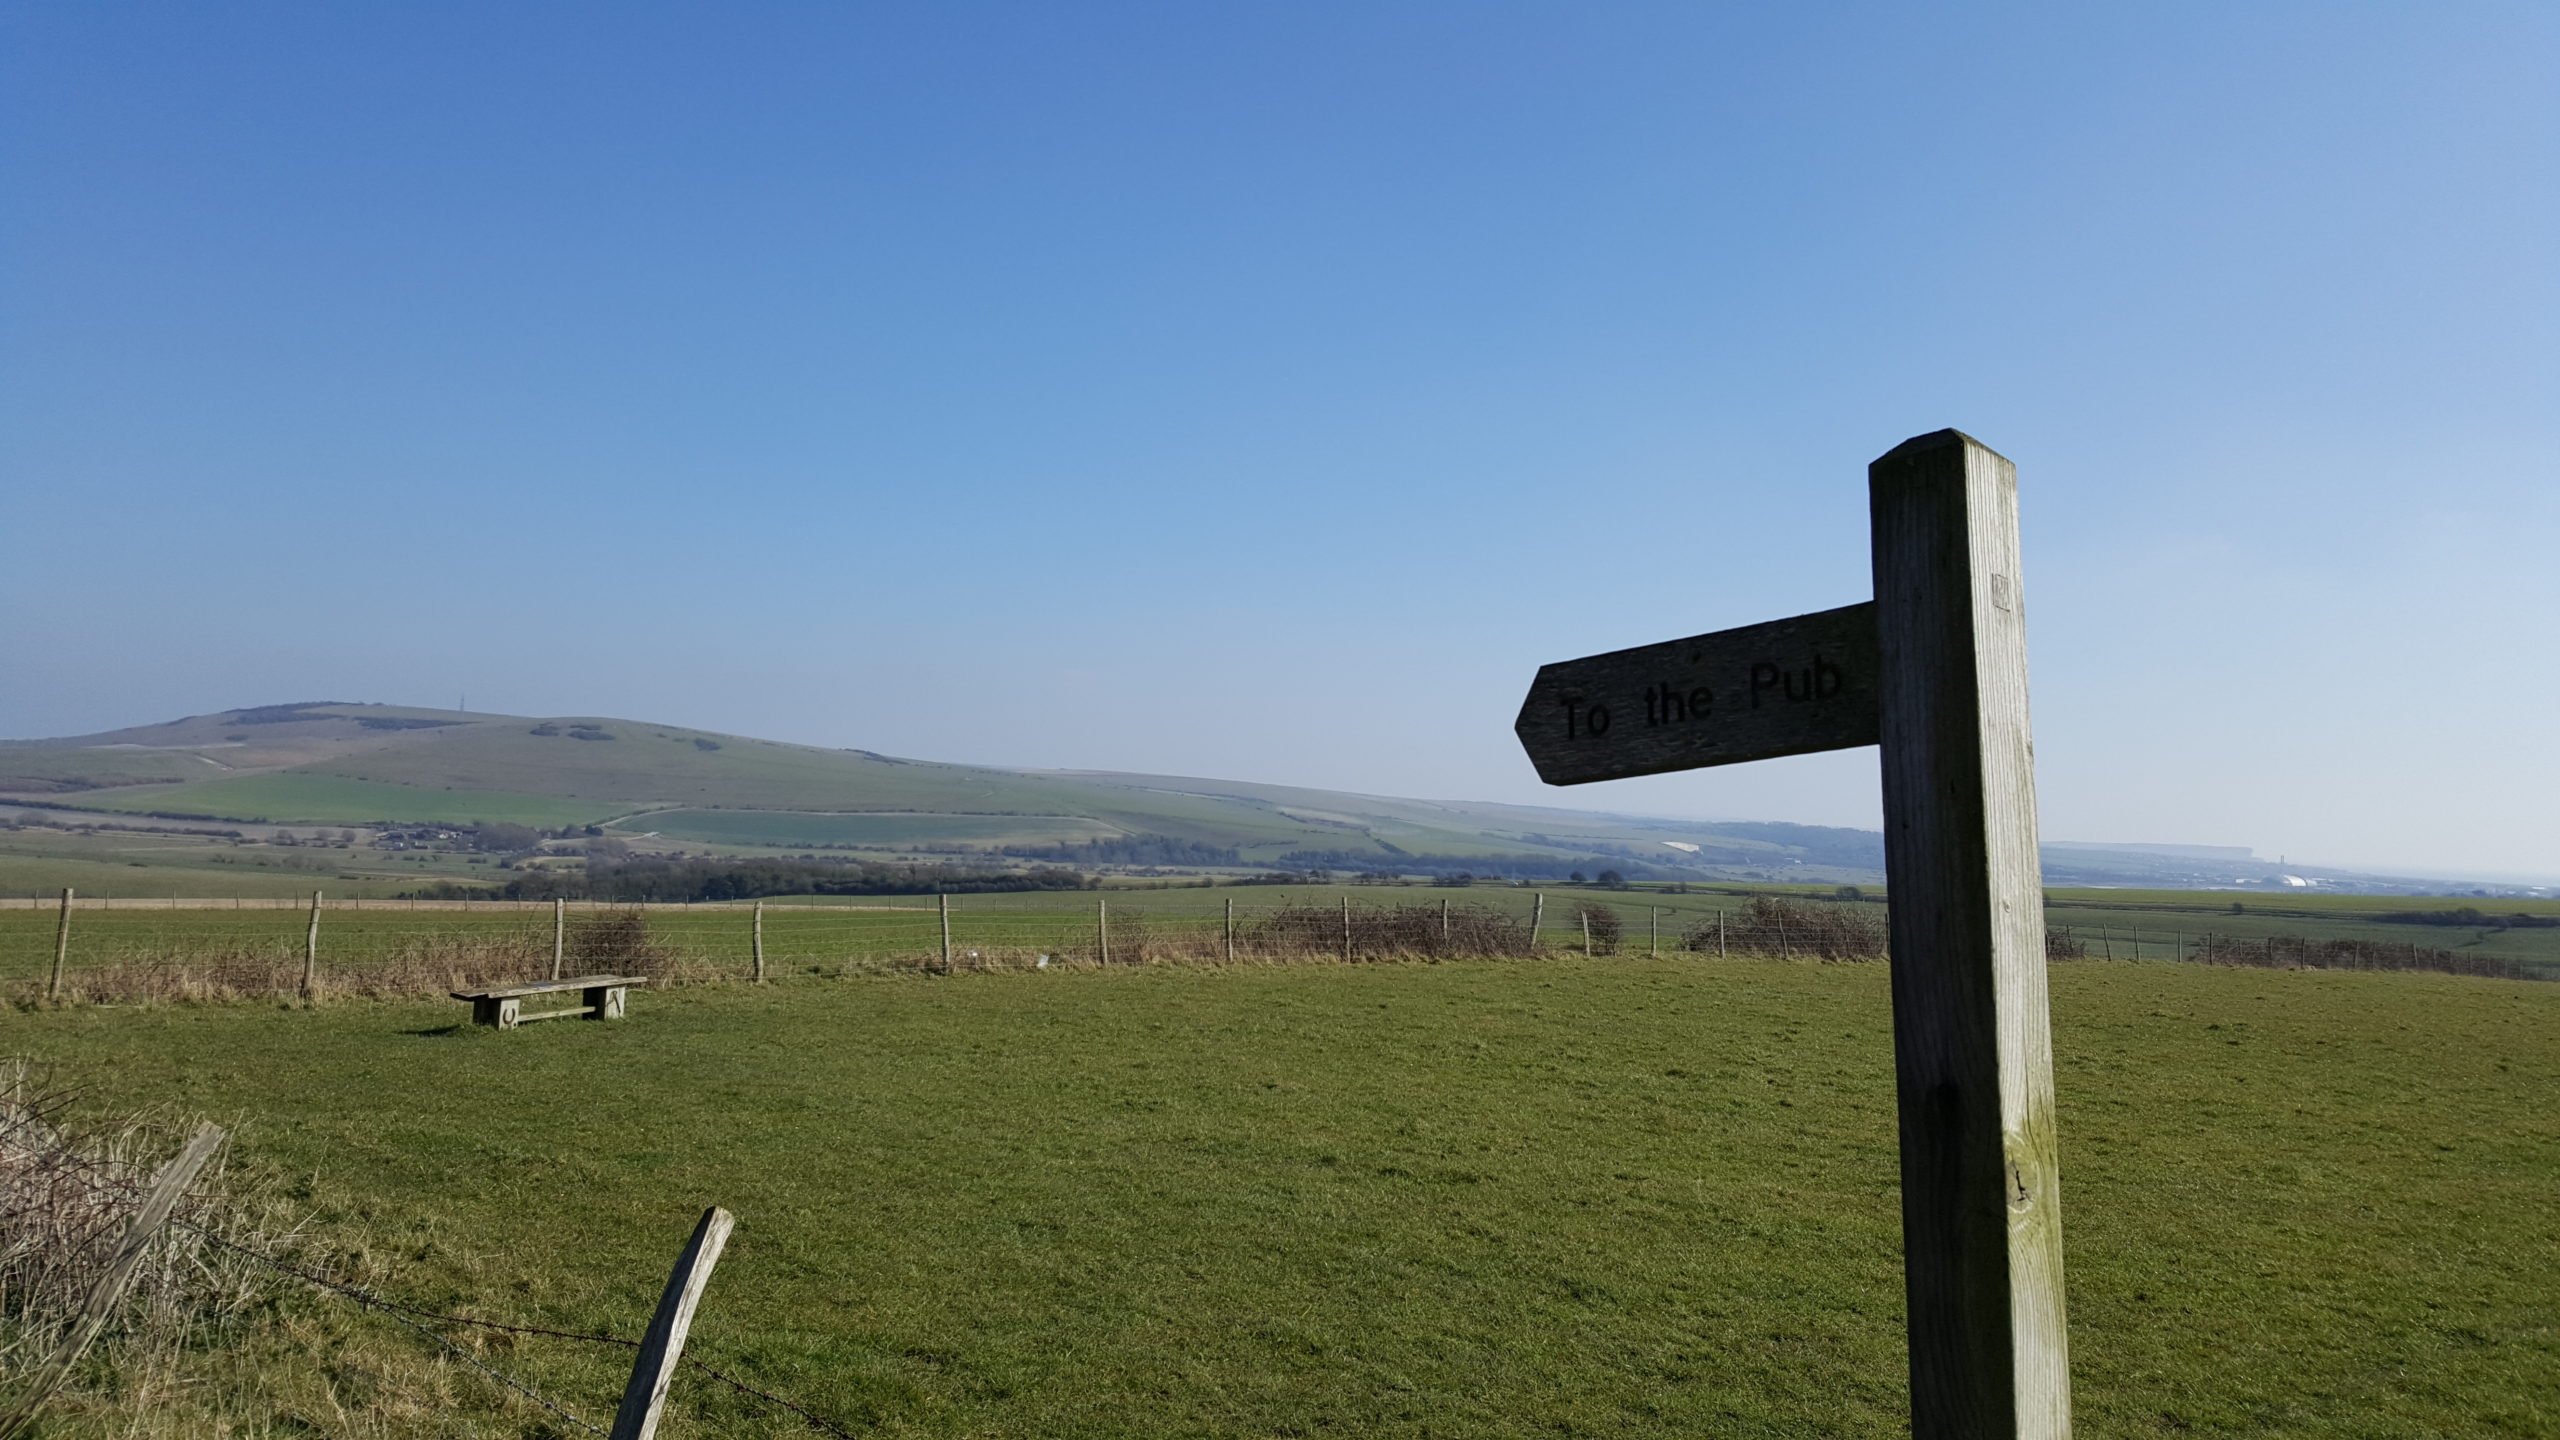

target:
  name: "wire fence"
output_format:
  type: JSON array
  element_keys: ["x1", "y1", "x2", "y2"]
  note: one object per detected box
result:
[
  {"x1": 1, "y1": 891, "x2": 2543, "y2": 999},
  {"x1": 0, "y1": 895, "x2": 1566, "y2": 999},
  {"x1": 9, "y1": 1117, "x2": 858, "y2": 1437}
]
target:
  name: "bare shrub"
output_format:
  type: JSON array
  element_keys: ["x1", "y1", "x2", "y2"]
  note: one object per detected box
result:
[
  {"x1": 1682, "y1": 896, "x2": 1886, "y2": 961},
  {"x1": 2191, "y1": 933, "x2": 2538, "y2": 982},
  {"x1": 2045, "y1": 928, "x2": 2089, "y2": 960},
  {"x1": 1574, "y1": 904, "x2": 1623, "y2": 955},
  {"x1": 1247, "y1": 904, "x2": 1529, "y2": 961},
  {"x1": 0, "y1": 1062, "x2": 307, "y2": 1419},
  {"x1": 561, "y1": 908, "x2": 701, "y2": 983}
]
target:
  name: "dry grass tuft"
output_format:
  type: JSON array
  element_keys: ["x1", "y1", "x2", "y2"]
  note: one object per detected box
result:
[
  {"x1": 30, "y1": 909, "x2": 719, "y2": 1007},
  {"x1": 1681, "y1": 895, "x2": 1886, "y2": 961},
  {"x1": 0, "y1": 1061, "x2": 297, "y2": 1426}
]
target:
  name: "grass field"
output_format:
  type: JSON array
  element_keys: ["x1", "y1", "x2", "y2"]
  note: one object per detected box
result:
[
  {"x1": 0, "y1": 826, "x2": 545, "y2": 902},
  {"x1": 81, "y1": 774, "x2": 617, "y2": 828},
  {"x1": 636, "y1": 809, "x2": 1124, "y2": 848},
  {"x1": 12, "y1": 959, "x2": 2556, "y2": 1437},
  {"x1": 5, "y1": 884, "x2": 2557, "y2": 986}
]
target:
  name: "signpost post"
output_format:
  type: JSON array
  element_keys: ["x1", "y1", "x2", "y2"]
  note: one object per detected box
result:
[{"x1": 1514, "y1": 430, "x2": 2068, "y2": 1440}]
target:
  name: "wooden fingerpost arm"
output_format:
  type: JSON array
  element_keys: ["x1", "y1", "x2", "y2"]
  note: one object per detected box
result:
[{"x1": 1870, "y1": 430, "x2": 2069, "y2": 1439}]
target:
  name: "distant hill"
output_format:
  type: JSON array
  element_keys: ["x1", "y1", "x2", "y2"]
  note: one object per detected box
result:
[{"x1": 0, "y1": 701, "x2": 2486, "y2": 892}]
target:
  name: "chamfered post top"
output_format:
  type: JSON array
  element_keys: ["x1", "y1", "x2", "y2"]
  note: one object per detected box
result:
[{"x1": 1871, "y1": 428, "x2": 2011, "y2": 470}]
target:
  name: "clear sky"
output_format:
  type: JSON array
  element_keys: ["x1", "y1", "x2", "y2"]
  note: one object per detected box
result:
[{"x1": 4, "y1": 3, "x2": 2554, "y2": 879}]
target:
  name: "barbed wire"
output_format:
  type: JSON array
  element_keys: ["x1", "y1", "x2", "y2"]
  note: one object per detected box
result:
[{"x1": 23, "y1": 1137, "x2": 860, "y2": 1438}]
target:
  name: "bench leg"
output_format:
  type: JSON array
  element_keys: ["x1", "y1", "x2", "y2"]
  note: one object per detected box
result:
[
  {"x1": 474, "y1": 996, "x2": 520, "y2": 1030},
  {"x1": 583, "y1": 985, "x2": 627, "y2": 1020}
]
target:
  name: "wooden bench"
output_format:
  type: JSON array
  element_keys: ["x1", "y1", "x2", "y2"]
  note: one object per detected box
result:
[{"x1": 452, "y1": 975, "x2": 648, "y2": 1030}]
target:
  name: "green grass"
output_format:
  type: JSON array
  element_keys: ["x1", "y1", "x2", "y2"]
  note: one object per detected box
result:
[
  {"x1": 633, "y1": 809, "x2": 1122, "y2": 848},
  {"x1": 14, "y1": 960, "x2": 2558, "y2": 1437},
  {"x1": 79, "y1": 774, "x2": 616, "y2": 827},
  {"x1": 0, "y1": 828, "x2": 455, "y2": 902},
  {"x1": 2040, "y1": 888, "x2": 2560, "y2": 972},
  {"x1": 7, "y1": 885, "x2": 2556, "y2": 986}
]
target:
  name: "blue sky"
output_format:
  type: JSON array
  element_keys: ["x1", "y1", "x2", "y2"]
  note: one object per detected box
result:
[{"x1": 4, "y1": 3, "x2": 2554, "y2": 878}]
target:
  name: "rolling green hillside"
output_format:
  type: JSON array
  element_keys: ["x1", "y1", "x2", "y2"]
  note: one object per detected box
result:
[
  {"x1": 0, "y1": 702, "x2": 1884, "y2": 877},
  {"x1": 3, "y1": 702, "x2": 2537, "y2": 896}
]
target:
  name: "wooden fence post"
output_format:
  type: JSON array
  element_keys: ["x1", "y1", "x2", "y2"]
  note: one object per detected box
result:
[
  {"x1": 553, "y1": 896, "x2": 567, "y2": 981},
  {"x1": 1530, "y1": 891, "x2": 1543, "y2": 948},
  {"x1": 1719, "y1": 910, "x2": 1727, "y2": 959},
  {"x1": 1340, "y1": 895, "x2": 1352, "y2": 959},
  {"x1": 608, "y1": 1206, "x2": 736, "y2": 1440},
  {"x1": 301, "y1": 891, "x2": 323, "y2": 1000},
  {"x1": 1581, "y1": 908, "x2": 1593, "y2": 956},
  {"x1": 1097, "y1": 898, "x2": 1109, "y2": 966},
  {"x1": 1224, "y1": 897, "x2": 1235, "y2": 964},
  {"x1": 939, "y1": 893, "x2": 953, "y2": 973},
  {"x1": 0, "y1": 1124, "x2": 226, "y2": 1440},
  {"x1": 1649, "y1": 906, "x2": 1658, "y2": 957},
  {"x1": 1441, "y1": 897, "x2": 1452, "y2": 948},
  {"x1": 1870, "y1": 430, "x2": 2068, "y2": 1439},
  {"x1": 752, "y1": 899, "x2": 766, "y2": 983},
  {"x1": 47, "y1": 887, "x2": 71, "y2": 1001}
]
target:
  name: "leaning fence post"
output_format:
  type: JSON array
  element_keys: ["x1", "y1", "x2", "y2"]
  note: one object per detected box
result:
[
  {"x1": 1581, "y1": 908, "x2": 1593, "y2": 956},
  {"x1": 1530, "y1": 891, "x2": 1544, "y2": 950},
  {"x1": 608, "y1": 1205, "x2": 736, "y2": 1440},
  {"x1": 301, "y1": 891, "x2": 323, "y2": 1000},
  {"x1": 0, "y1": 1124, "x2": 226, "y2": 1440},
  {"x1": 47, "y1": 887, "x2": 72, "y2": 1001}
]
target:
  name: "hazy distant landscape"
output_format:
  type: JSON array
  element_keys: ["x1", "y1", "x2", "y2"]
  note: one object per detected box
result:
[{"x1": 3, "y1": 701, "x2": 2540, "y2": 902}]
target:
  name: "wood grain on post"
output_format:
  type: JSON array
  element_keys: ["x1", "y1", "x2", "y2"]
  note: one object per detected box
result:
[
  {"x1": 47, "y1": 887, "x2": 71, "y2": 1001},
  {"x1": 609, "y1": 1205, "x2": 736, "y2": 1440},
  {"x1": 1869, "y1": 429, "x2": 2069, "y2": 1439},
  {"x1": 0, "y1": 1124, "x2": 226, "y2": 1440},
  {"x1": 302, "y1": 891, "x2": 323, "y2": 1000}
]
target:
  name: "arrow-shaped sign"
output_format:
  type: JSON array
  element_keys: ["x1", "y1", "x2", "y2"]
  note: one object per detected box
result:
[{"x1": 1513, "y1": 600, "x2": 1879, "y2": 786}]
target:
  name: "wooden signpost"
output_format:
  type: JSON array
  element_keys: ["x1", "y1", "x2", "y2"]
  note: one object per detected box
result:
[{"x1": 1515, "y1": 430, "x2": 2068, "y2": 1440}]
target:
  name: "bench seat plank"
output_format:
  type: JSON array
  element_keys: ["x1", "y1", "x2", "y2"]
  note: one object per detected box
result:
[{"x1": 451, "y1": 974, "x2": 649, "y2": 1001}]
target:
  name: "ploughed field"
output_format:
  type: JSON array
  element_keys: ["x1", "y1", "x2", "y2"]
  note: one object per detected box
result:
[{"x1": 16, "y1": 958, "x2": 2557, "y2": 1438}]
